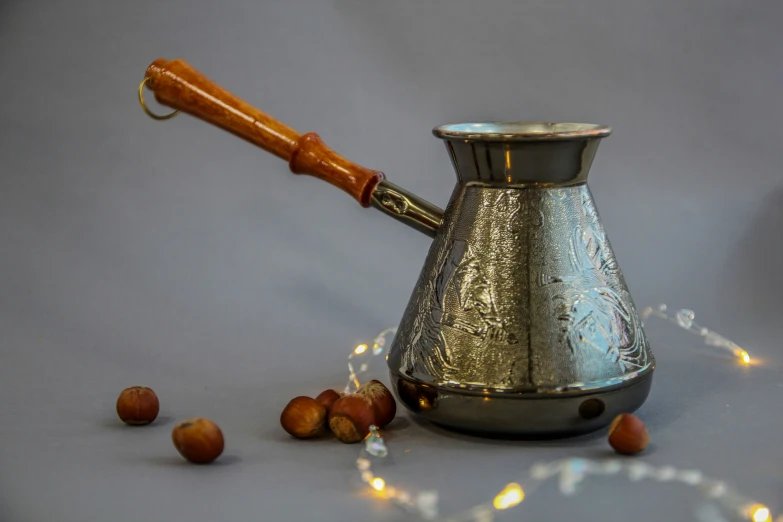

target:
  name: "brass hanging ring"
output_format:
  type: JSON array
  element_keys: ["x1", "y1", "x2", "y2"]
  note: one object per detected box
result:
[{"x1": 138, "y1": 77, "x2": 179, "y2": 121}]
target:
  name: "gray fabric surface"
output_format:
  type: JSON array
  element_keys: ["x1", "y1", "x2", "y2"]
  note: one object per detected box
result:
[{"x1": 1, "y1": 1, "x2": 781, "y2": 520}]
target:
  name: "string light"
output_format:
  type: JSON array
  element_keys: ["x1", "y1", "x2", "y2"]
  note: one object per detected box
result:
[
  {"x1": 640, "y1": 304, "x2": 754, "y2": 365},
  {"x1": 750, "y1": 505, "x2": 772, "y2": 522},
  {"x1": 492, "y1": 483, "x2": 524, "y2": 509},
  {"x1": 345, "y1": 329, "x2": 396, "y2": 395},
  {"x1": 348, "y1": 310, "x2": 771, "y2": 521}
]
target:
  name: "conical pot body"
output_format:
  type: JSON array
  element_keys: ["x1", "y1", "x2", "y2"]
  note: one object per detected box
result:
[{"x1": 387, "y1": 123, "x2": 654, "y2": 437}]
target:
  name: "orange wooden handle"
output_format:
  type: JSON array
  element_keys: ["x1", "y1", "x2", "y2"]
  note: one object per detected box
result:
[{"x1": 144, "y1": 58, "x2": 385, "y2": 207}]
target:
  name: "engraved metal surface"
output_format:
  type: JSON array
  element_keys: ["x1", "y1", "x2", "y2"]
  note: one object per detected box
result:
[
  {"x1": 387, "y1": 184, "x2": 654, "y2": 392},
  {"x1": 379, "y1": 122, "x2": 654, "y2": 436}
]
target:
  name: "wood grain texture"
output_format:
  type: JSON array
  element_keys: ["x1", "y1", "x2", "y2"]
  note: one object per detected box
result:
[
  {"x1": 144, "y1": 58, "x2": 385, "y2": 206},
  {"x1": 289, "y1": 133, "x2": 385, "y2": 208}
]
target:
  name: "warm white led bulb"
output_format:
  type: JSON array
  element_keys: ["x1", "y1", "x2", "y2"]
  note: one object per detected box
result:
[
  {"x1": 493, "y1": 483, "x2": 524, "y2": 510},
  {"x1": 752, "y1": 505, "x2": 771, "y2": 522}
]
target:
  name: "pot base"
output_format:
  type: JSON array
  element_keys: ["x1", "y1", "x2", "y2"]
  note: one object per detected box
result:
[{"x1": 389, "y1": 368, "x2": 654, "y2": 439}]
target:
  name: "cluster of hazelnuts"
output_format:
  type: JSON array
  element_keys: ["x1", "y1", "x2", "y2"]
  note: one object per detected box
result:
[
  {"x1": 279, "y1": 380, "x2": 650, "y2": 455},
  {"x1": 280, "y1": 380, "x2": 396, "y2": 443},
  {"x1": 115, "y1": 386, "x2": 224, "y2": 464},
  {"x1": 118, "y1": 381, "x2": 650, "y2": 460}
]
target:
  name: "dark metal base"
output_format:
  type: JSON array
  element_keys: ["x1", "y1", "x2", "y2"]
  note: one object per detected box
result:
[{"x1": 389, "y1": 369, "x2": 654, "y2": 439}]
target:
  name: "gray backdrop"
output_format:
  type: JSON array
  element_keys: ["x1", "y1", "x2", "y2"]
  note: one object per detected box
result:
[{"x1": 1, "y1": 1, "x2": 782, "y2": 521}]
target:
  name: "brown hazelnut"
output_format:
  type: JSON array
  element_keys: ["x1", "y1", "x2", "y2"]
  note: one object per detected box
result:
[
  {"x1": 116, "y1": 386, "x2": 159, "y2": 425},
  {"x1": 357, "y1": 380, "x2": 396, "y2": 428},
  {"x1": 171, "y1": 418, "x2": 224, "y2": 464},
  {"x1": 280, "y1": 396, "x2": 327, "y2": 439},
  {"x1": 607, "y1": 413, "x2": 649, "y2": 455},
  {"x1": 328, "y1": 394, "x2": 376, "y2": 443},
  {"x1": 314, "y1": 389, "x2": 341, "y2": 413}
]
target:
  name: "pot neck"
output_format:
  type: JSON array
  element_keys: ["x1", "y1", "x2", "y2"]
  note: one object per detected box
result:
[{"x1": 433, "y1": 122, "x2": 610, "y2": 186}]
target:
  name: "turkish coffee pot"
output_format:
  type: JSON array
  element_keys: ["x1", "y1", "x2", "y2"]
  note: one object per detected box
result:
[{"x1": 139, "y1": 58, "x2": 654, "y2": 438}]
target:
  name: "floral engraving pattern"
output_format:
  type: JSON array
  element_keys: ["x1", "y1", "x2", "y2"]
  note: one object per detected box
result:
[
  {"x1": 394, "y1": 185, "x2": 651, "y2": 388},
  {"x1": 542, "y1": 190, "x2": 648, "y2": 372}
]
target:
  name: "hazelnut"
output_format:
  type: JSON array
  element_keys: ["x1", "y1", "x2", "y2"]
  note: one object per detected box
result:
[
  {"x1": 116, "y1": 386, "x2": 159, "y2": 425},
  {"x1": 171, "y1": 418, "x2": 224, "y2": 464},
  {"x1": 357, "y1": 380, "x2": 396, "y2": 427},
  {"x1": 608, "y1": 413, "x2": 649, "y2": 455},
  {"x1": 314, "y1": 389, "x2": 341, "y2": 413},
  {"x1": 329, "y1": 394, "x2": 376, "y2": 443},
  {"x1": 280, "y1": 396, "x2": 327, "y2": 439}
]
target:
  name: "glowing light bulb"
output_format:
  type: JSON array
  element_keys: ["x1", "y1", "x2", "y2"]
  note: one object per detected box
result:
[
  {"x1": 354, "y1": 344, "x2": 368, "y2": 355},
  {"x1": 493, "y1": 483, "x2": 524, "y2": 510},
  {"x1": 751, "y1": 505, "x2": 771, "y2": 522},
  {"x1": 371, "y1": 478, "x2": 386, "y2": 492}
]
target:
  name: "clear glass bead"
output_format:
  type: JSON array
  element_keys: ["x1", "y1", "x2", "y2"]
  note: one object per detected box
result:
[
  {"x1": 677, "y1": 470, "x2": 703, "y2": 486},
  {"x1": 627, "y1": 462, "x2": 650, "y2": 481},
  {"x1": 416, "y1": 491, "x2": 439, "y2": 519},
  {"x1": 365, "y1": 431, "x2": 388, "y2": 458},
  {"x1": 472, "y1": 506, "x2": 495, "y2": 522},
  {"x1": 656, "y1": 466, "x2": 677, "y2": 481},
  {"x1": 675, "y1": 309, "x2": 695, "y2": 329}
]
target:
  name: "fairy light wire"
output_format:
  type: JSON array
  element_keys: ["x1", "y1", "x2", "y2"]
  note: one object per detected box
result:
[
  {"x1": 640, "y1": 304, "x2": 752, "y2": 365},
  {"x1": 345, "y1": 307, "x2": 770, "y2": 521}
]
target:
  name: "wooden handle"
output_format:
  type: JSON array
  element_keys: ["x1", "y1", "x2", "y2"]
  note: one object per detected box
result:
[{"x1": 144, "y1": 58, "x2": 385, "y2": 207}]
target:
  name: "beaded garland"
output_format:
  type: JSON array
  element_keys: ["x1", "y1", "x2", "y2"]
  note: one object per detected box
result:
[{"x1": 345, "y1": 307, "x2": 773, "y2": 522}]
